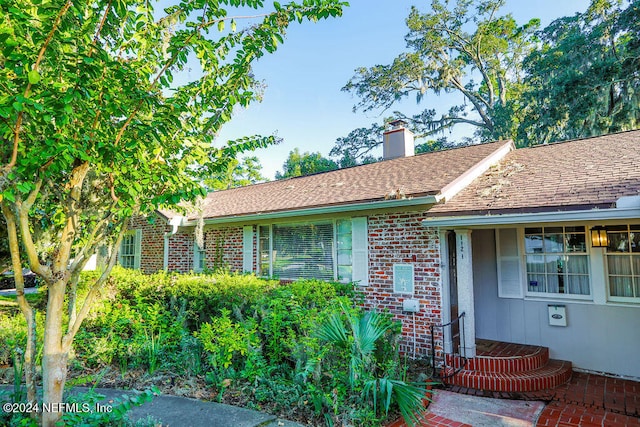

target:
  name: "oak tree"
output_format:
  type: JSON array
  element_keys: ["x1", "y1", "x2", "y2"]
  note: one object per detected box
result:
[
  {"x1": 275, "y1": 147, "x2": 338, "y2": 178},
  {"x1": 334, "y1": 0, "x2": 538, "y2": 163},
  {"x1": 518, "y1": 0, "x2": 640, "y2": 143}
]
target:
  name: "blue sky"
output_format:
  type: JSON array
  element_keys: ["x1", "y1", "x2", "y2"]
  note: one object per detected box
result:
[{"x1": 215, "y1": 0, "x2": 592, "y2": 179}]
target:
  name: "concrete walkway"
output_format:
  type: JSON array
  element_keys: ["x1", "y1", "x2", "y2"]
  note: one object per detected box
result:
[
  {"x1": 426, "y1": 390, "x2": 545, "y2": 426},
  {"x1": 1, "y1": 387, "x2": 304, "y2": 427},
  {"x1": 81, "y1": 388, "x2": 304, "y2": 427}
]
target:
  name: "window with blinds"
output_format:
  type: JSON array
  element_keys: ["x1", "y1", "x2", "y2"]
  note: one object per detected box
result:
[
  {"x1": 272, "y1": 222, "x2": 334, "y2": 281},
  {"x1": 257, "y1": 219, "x2": 365, "y2": 282}
]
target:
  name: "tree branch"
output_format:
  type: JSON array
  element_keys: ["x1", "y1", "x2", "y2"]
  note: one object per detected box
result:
[
  {"x1": 449, "y1": 76, "x2": 493, "y2": 129},
  {"x1": 54, "y1": 161, "x2": 90, "y2": 273},
  {"x1": 16, "y1": 181, "x2": 52, "y2": 281},
  {"x1": 3, "y1": 0, "x2": 73, "y2": 175},
  {"x1": 63, "y1": 222, "x2": 128, "y2": 350}
]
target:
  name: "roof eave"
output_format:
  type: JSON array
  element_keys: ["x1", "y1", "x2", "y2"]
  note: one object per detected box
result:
[
  {"x1": 421, "y1": 206, "x2": 640, "y2": 228},
  {"x1": 184, "y1": 195, "x2": 439, "y2": 226}
]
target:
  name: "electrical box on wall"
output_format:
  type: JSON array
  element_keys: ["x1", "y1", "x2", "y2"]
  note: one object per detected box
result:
[
  {"x1": 393, "y1": 264, "x2": 414, "y2": 294},
  {"x1": 548, "y1": 305, "x2": 567, "y2": 327},
  {"x1": 402, "y1": 299, "x2": 420, "y2": 313}
]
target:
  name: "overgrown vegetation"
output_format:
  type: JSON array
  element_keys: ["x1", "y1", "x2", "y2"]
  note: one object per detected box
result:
[{"x1": 1, "y1": 269, "x2": 431, "y2": 426}]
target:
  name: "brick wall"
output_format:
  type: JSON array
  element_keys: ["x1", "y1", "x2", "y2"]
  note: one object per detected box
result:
[
  {"x1": 203, "y1": 226, "x2": 245, "y2": 272},
  {"x1": 167, "y1": 231, "x2": 194, "y2": 272},
  {"x1": 364, "y1": 212, "x2": 443, "y2": 360},
  {"x1": 129, "y1": 214, "x2": 169, "y2": 274}
]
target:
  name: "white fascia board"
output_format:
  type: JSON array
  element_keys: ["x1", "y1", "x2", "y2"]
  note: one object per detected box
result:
[
  {"x1": 436, "y1": 140, "x2": 515, "y2": 203},
  {"x1": 422, "y1": 207, "x2": 640, "y2": 228},
  {"x1": 183, "y1": 195, "x2": 438, "y2": 226}
]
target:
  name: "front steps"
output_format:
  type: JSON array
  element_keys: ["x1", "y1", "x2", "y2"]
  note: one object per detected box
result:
[{"x1": 442, "y1": 340, "x2": 573, "y2": 392}]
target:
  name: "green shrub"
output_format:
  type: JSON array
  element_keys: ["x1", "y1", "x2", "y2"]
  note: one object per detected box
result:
[
  {"x1": 0, "y1": 310, "x2": 27, "y2": 366},
  {"x1": 195, "y1": 309, "x2": 259, "y2": 371},
  {"x1": 69, "y1": 270, "x2": 425, "y2": 426},
  {"x1": 256, "y1": 280, "x2": 355, "y2": 367}
]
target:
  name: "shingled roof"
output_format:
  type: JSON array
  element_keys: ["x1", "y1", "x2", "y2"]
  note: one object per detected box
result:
[
  {"x1": 429, "y1": 130, "x2": 640, "y2": 216},
  {"x1": 188, "y1": 140, "x2": 511, "y2": 221}
]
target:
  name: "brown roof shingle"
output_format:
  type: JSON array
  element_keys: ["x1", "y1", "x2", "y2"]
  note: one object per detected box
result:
[
  {"x1": 429, "y1": 130, "x2": 640, "y2": 216},
  {"x1": 194, "y1": 141, "x2": 510, "y2": 220}
]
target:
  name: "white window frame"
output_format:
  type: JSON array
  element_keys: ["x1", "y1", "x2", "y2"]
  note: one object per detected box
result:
[
  {"x1": 605, "y1": 224, "x2": 640, "y2": 304},
  {"x1": 120, "y1": 229, "x2": 142, "y2": 270},
  {"x1": 521, "y1": 225, "x2": 592, "y2": 300}
]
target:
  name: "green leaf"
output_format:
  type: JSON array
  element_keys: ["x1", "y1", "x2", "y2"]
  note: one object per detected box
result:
[
  {"x1": 218, "y1": 20, "x2": 225, "y2": 32},
  {"x1": 27, "y1": 69, "x2": 41, "y2": 84}
]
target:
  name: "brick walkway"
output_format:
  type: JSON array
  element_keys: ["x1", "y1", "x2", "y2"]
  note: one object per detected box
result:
[
  {"x1": 401, "y1": 371, "x2": 640, "y2": 427},
  {"x1": 535, "y1": 372, "x2": 640, "y2": 427}
]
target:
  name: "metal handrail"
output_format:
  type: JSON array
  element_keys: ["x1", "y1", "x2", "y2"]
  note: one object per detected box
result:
[{"x1": 430, "y1": 311, "x2": 467, "y2": 380}]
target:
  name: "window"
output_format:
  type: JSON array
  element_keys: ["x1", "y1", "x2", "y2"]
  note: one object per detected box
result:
[
  {"x1": 524, "y1": 226, "x2": 590, "y2": 296},
  {"x1": 194, "y1": 241, "x2": 206, "y2": 272},
  {"x1": 336, "y1": 219, "x2": 352, "y2": 283},
  {"x1": 606, "y1": 224, "x2": 640, "y2": 301},
  {"x1": 258, "y1": 219, "x2": 355, "y2": 282},
  {"x1": 120, "y1": 229, "x2": 141, "y2": 269}
]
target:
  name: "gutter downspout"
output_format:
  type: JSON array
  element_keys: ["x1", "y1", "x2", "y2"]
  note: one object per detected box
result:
[{"x1": 163, "y1": 216, "x2": 184, "y2": 271}]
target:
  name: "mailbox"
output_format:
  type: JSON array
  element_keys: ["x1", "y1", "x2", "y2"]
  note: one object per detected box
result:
[{"x1": 548, "y1": 305, "x2": 567, "y2": 327}]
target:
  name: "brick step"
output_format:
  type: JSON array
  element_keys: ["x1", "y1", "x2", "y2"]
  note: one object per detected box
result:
[
  {"x1": 445, "y1": 344, "x2": 549, "y2": 373},
  {"x1": 443, "y1": 359, "x2": 573, "y2": 392}
]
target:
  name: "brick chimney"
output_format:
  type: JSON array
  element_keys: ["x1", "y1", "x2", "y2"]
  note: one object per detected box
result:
[{"x1": 383, "y1": 119, "x2": 414, "y2": 160}]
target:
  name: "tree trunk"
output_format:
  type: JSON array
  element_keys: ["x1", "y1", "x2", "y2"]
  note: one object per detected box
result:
[
  {"x1": 41, "y1": 281, "x2": 69, "y2": 427},
  {"x1": 1, "y1": 204, "x2": 37, "y2": 410},
  {"x1": 24, "y1": 308, "x2": 37, "y2": 413}
]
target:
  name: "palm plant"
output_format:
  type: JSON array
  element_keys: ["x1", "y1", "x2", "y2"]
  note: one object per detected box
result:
[{"x1": 314, "y1": 307, "x2": 428, "y2": 426}]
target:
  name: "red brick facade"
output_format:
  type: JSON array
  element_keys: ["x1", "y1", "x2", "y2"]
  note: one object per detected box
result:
[
  {"x1": 132, "y1": 212, "x2": 444, "y2": 359},
  {"x1": 130, "y1": 215, "x2": 169, "y2": 274},
  {"x1": 167, "y1": 231, "x2": 194, "y2": 272},
  {"x1": 365, "y1": 211, "x2": 443, "y2": 359},
  {"x1": 202, "y1": 226, "x2": 245, "y2": 272}
]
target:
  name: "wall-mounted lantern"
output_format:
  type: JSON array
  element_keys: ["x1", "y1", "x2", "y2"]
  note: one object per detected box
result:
[{"x1": 590, "y1": 226, "x2": 609, "y2": 248}]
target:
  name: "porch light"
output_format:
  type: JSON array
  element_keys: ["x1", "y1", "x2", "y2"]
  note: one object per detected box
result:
[{"x1": 590, "y1": 226, "x2": 609, "y2": 248}]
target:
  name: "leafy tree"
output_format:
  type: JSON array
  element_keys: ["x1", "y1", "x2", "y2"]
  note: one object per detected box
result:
[
  {"x1": 275, "y1": 148, "x2": 338, "y2": 179},
  {"x1": 333, "y1": 0, "x2": 539, "y2": 163},
  {"x1": 0, "y1": 0, "x2": 345, "y2": 425},
  {"x1": 329, "y1": 122, "x2": 452, "y2": 167},
  {"x1": 329, "y1": 123, "x2": 385, "y2": 166},
  {"x1": 204, "y1": 155, "x2": 267, "y2": 190},
  {"x1": 518, "y1": 0, "x2": 640, "y2": 143}
]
